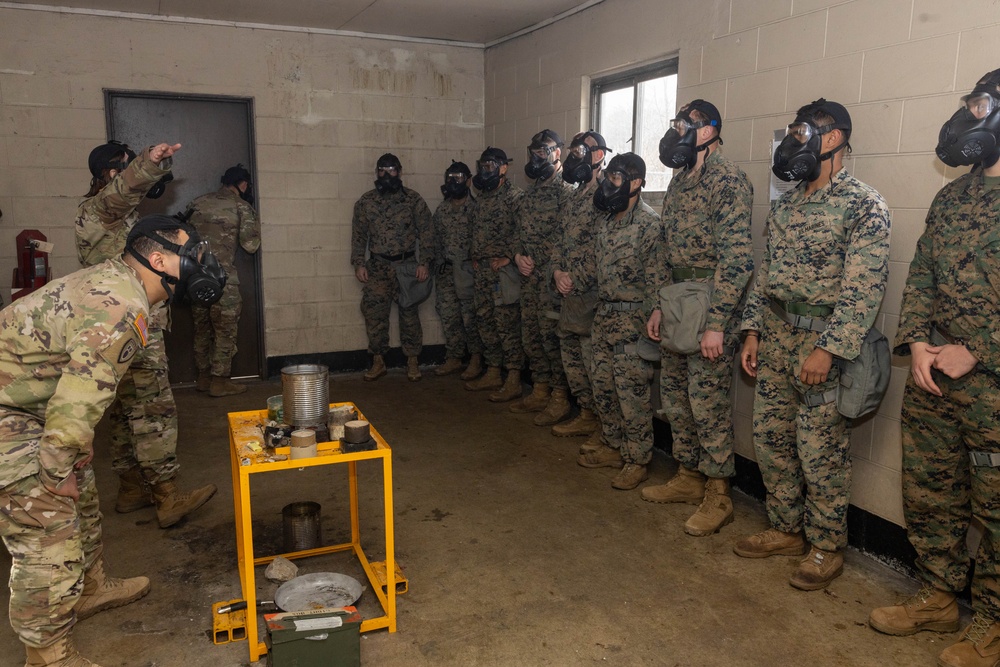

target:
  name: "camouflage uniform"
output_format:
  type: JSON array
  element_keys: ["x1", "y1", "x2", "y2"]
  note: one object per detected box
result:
[
  {"x1": 895, "y1": 168, "x2": 1000, "y2": 618},
  {"x1": 350, "y1": 186, "x2": 433, "y2": 357},
  {"x1": 591, "y1": 199, "x2": 661, "y2": 465},
  {"x1": 432, "y1": 196, "x2": 481, "y2": 359},
  {"x1": 0, "y1": 258, "x2": 149, "y2": 647},
  {"x1": 654, "y1": 151, "x2": 754, "y2": 479},
  {"x1": 470, "y1": 179, "x2": 524, "y2": 370},
  {"x1": 75, "y1": 148, "x2": 179, "y2": 484},
  {"x1": 742, "y1": 167, "x2": 889, "y2": 551},
  {"x1": 185, "y1": 187, "x2": 261, "y2": 377},
  {"x1": 516, "y1": 174, "x2": 574, "y2": 387}
]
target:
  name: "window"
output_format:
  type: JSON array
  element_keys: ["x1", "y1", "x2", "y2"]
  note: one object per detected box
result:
[{"x1": 591, "y1": 59, "x2": 678, "y2": 191}]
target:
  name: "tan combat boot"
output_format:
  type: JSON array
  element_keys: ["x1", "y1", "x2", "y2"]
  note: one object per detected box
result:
[
  {"x1": 534, "y1": 387, "x2": 571, "y2": 426},
  {"x1": 75, "y1": 557, "x2": 150, "y2": 620},
  {"x1": 790, "y1": 545, "x2": 844, "y2": 590},
  {"x1": 577, "y1": 444, "x2": 624, "y2": 468},
  {"x1": 684, "y1": 477, "x2": 734, "y2": 536},
  {"x1": 640, "y1": 466, "x2": 706, "y2": 504},
  {"x1": 579, "y1": 428, "x2": 605, "y2": 455},
  {"x1": 209, "y1": 376, "x2": 247, "y2": 397},
  {"x1": 434, "y1": 358, "x2": 464, "y2": 376},
  {"x1": 869, "y1": 586, "x2": 960, "y2": 636},
  {"x1": 364, "y1": 355, "x2": 387, "y2": 382},
  {"x1": 612, "y1": 463, "x2": 648, "y2": 490},
  {"x1": 114, "y1": 467, "x2": 153, "y2": 514},
  {"x1": 25, "y1": 636, "x2": 100, "y2": 667},
  {"x1": 460, "y1": 353, "x2": 483, "y2": 381},
  {"x1": 407, "y1": 356, "x2": 422, "y2": 382},
  {"x1": 733, "y1": 528, "x2": 808, "y2": 558},
  {"x1": 551, "y1": 408, "x2": 599, "y2": 437},
  {"x1": 196, "y1": 371, "x2": 211, "y2": 392},
  {"x1": 465, "y1": 366, "x2": 501, "y2": 391},
  {"x1": 151, "y1": 479, "x2": 218, "y2": 528},
  {"x1": 938, "y1": 613, "x2": 1000, "y2": 667},
  {"x1": 509, "y1": 382, "x2": 548, "y2": 413},
  {"x1": 489, "y1": 370, "x2": 522, "y2": 403}
]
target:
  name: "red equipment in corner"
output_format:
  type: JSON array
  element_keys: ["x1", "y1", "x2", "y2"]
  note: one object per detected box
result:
[{"x1": 11, "y1": 230, "x2": 52, "y2": 302}]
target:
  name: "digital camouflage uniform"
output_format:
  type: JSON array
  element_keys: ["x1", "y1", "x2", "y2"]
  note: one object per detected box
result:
[
  {"x1": 0, "y1": 258, "x2": 149, "y2": 648},
  {"x1": 742, "y1": 167, "x2": 889, "y2": 551},
  {"x1": 654, "y1": 151, "x2": 754, "y2": 479},
  {"x1": 895, "y1": 168, "x2": 1000, "y2": 619},
  {"x1": 75, "y1": 148, "x2": 179, "y2": 484},
  {"x1": 470, "y1": 179, "x2": 524, "y2": 370},
  {"x1": 516, "y1": 174, "x2": 574, "y2": 387},
  {"x1": 185, "y1": 187, "x2": 261, "y2": 377},
  {"x1": 432, "y1": 195, "x2": 481, "y2": 360},
  {"x1": 592, "y1": 198, "x2": 661, "y2": 465},
  {"x1": 350, "y1": 186, "x2": 433, "y2": 357}
]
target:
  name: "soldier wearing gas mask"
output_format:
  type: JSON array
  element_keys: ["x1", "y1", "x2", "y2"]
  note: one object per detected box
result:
[
  {"x1": 75, "y1": 141, "x2": 219, "y2": 530},
  {"x1": 578, "y1": 153, "x2": 661, "y2": 492},
  {"x1": 868, "y1": 68, "x2": 1000, "y2": 667},
  {"x1": 737, "y1": 99, "x2": 889, "y2": 590}
]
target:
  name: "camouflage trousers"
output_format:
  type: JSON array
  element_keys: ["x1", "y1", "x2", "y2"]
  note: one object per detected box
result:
[
  {"x1": 109, "y1": 328, "x2": 179, "y2": 484},
  {"x1": 361, "y1": 258, "x2": 423, "y2": 357},
  {"x1": 659, "y1": 337, "x2": 738, "y2": 479},
  {"x1": 560, "y1": 331, "x2": 594, "y2": 410},
  {"x1": 434, "y1": 268, "x2": 481, "y2": 359},
  {"x1": 753, "y1": 309, "x2": 849, "y2": 552},
  {"x1": 520, "y1": 268, "x2": 566, "y2": 387},
  {"x1": 473, "y1": 263, "x2": 523, "y2": 370},
  {"x1": 590, "y1": 307, "x2": 653, "y2": 465},
  {"x1": 902, "y1": 367, "x2": 1000, "y2": 618},
  {"x1": 192, "y1": 281, "x2": 242, "y2": 377}
]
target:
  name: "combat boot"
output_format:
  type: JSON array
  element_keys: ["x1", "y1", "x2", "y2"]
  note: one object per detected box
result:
[
  {"x1": 151, "y1": 479, "x2": 218, "y2": 528},
  {"x1": 733, "y1": 528, "x2": 808, "y2": 558},
  {"x1": 75, "y1": 557, "x2": 150, "y2": 620},
  {"x1": 938, "y1": 613, "x2": 1000, "y2": 667},
  {"x1": 869, "y1": 586, "x2": 960, "y2": 636},
  {"x1": 684, "y1": 477, "x2": 734, "y2": 536},
  {"x1": 577, "y1": 444, "x2": 624, "y2": 468},
  {"x1": 534, "y1": 387, "x2": 571, "y2": 426},
  {"x1": 611, "y1": 463, "x2": 648, "y2": 490},
  {"x1": 406, "y1": 356, "x2": 422, "y2": 382},
  {"x1": 114, "y1": 467, "x2": 153, "y2": 514},
  {"x1": 489, "y1": 370, "x2": 522, "y2": 403},
  {"x1": 460, "y1": 353, "x2": 483, "y2": 381},
  {"x1": 209, "y1": 376, "x2": 247, "y2": 397},
  {"x1": 196, "y1": 371, "x2": 211, "y2": 392},
  {"x1": 551, "y1": 408, "x2": 599, "y2": 437},
  {"x1": 434, "y1": 358, "x2": 464, "y2": 376},
  {"x1": 25, "y1": 636, "x2": 100, "y2": 667},
  {"x1": 465, "y1": 366, "x2": 502, "y2": 391},
  {"x1": 509, "y1": 382, "x2": 548, "y2": 413},
  {"x1": 790, "y1": 545, "x2": 843, "y2": 590},
  {"x1": 579, "y1": 428, "x2": 605, "y2": 455},
  {"x1": 641, "y1": 466, "x2": 706, "y2": 504},
  {"x1": 364, "y1": 355, "x2": 387, "y2": 382}
]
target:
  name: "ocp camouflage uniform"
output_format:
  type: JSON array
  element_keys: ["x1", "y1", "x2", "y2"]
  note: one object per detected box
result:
[
  {"x1": 895, "y1": 168, "x2": 1000, "y2": 619},
  {"x1": 470, "y1": 179, "x2": 524, "y2": 371},
  {"x1": 592, "y1": 199, "x2": 661, "y2": 465},
  {"x1": 742, "y1": 167, "x2": 889, "y2": 551},
  {"x1": 432, "y1": 196, "x2": 481, "y2": 360},
  {"x1": 75, "y1": 148, "x2": 179, "y2": 484},
  {"x1": 350, "y1": 186, "x2": 433, "y2": 357},
  {"x1": 0, "y1": 258, "x2": 149, "y2": 648},
  {"x1": 653, "y1": 151, "x2": 753, "y2": 479},
  {"x1": 185, "y1": 187, "x2": 261, "y2": 377}
]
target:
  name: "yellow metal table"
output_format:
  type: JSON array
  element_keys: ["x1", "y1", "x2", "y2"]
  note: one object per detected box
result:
[{"x1": 228, "y1": 403, "x2": 397, "y2": 662}]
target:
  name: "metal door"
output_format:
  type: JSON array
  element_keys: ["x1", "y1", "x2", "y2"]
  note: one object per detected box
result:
[{"x1": 105, "y1": 90, "x2": 263, "y2": 383}]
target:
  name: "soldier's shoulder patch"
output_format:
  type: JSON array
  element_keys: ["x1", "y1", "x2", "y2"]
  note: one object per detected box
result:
[
  {"x1": 131, "y1": 312, "x2": 149, "y2": 347},
  {"x1": 98, "y1": 326, "x2": 142, "y2": 373},
  {"x1": 116, "y1": 337, "x2": 140, "y2": 365}
]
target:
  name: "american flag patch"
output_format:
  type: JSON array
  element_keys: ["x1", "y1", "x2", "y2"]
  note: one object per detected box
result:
[{"x1": 131, "y1": 312, "x2": 149, "y2": 347}]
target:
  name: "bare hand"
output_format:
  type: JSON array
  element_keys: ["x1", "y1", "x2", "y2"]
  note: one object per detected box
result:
[
  {"x1": 800, "y1": 347, "x2": 834, "y2": 386},
  {"x1": 149, "y1": 143, "x2": 182, "y2": 163},
  {"x1": 909, "y1": 342, "x2": 942, "y2": 396},
  {"x1": 700, "y1": 329, "x2": 725, "y2": 361},
  {"x1": 74, "y1": 448, "x2": 94, "y2": 470},
  {"x1": 514, "y1": 254, "x2": 535, "y2": 277},
  {"x1": 646, "y1": 310, "x2": 662, "y2": 341},
  {"x1": 44, "y1": 473, "x2": 79, "y2": 501},
  {"x1": 355, "y1": 266, "x2": 368, "y2": 283},
  {"x1": 553, "y1": 270, "x2": 573, "y2": 295},
  {"x1": 932, "y1": 344, "x2": 978, "y2": 380},
  {"x1": 490, "y1": 257, "x2": 511, "y2": 271},
  {"x1": 741, "y1": 335, "x2": 759, "y2": 378},
  {"x1": 416, "y1": 265, "x2": 429, "y2": 282}
]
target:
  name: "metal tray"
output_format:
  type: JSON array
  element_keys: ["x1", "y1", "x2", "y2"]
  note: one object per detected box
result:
[{"x1": 274, "y1": 572, "x2": 364, "y2": 612}]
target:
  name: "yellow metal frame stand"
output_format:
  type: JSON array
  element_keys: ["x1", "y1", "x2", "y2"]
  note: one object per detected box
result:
[{"x1": 227, "y1": 402, "x2": 397, "y2": 662}]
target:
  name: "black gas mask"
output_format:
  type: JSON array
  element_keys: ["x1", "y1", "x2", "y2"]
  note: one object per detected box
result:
[
  {"x1": 659, "y1": 114, "x2": 720, "y2": 170},
  {"x1": 524, "y1": 130, "x2": 563, "y2": 181},
  {"x1": 593, "y1": 170, "x2": 637, "y2": 214},
  {"x1": 146, "y1": 172, "x2": 173, "y2": 200},
  {"x1": 473, "y1": 159, "x2": 504, "y2": 192},
  {"x1": 936, "y1": 91, "x2": 1000, "y2": 168},
  {"x1": 772, "y1": 120, "x2": 846, "y2": 183},
  {"x1": 222, "y1": 164, "x2": 254, "y2": 205},
  {"x1": 441, "y1": 173, "x2": 470, "y2": 200},
  {"x1": 562, "y1": 133, "x2": 610, "y2": 185},
  {"x1": 127, "y1": 222, "x2": 227, "y2": 305},
  {"x1": 374, "y1": 166, "x2": 402, "y2": 195}
]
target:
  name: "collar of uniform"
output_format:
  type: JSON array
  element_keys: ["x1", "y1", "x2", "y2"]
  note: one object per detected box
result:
[
  {"x1": 111, "y1": 255, "x2": 151, "y2": 312},
  {"x1": 479, "y1": 179, "x2": 510, "y2": 198},
  {"x1": 219, "y1": 185, "x2": 241, "y2": 200},
  {"x1": 964, "y1": 164, "x2": 989, "y2": 197},
  {"x1": 789, "y1": 165, "x2": 850, "y2": 203},
  {"x1": 678, "y1": 150, "x2": 724, "y2": 189},
  {"x1": 534, "y1": 168, "x2": 565, "y2": 189}
]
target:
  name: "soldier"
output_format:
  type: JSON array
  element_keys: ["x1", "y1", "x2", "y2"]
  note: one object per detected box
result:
[
  {"x1": 0, "y1": 216, "x2": 217, "y2": 667},
  {"x1": 642, "y1": 100, "x2": 754, "y2": 537},
  {"x1": 577, "y1": 153, "x2": 661, "y2": 490},
  {"x1": 76, "y1": 141, "x2": 217, "y2": 529},
  {"x1": 510, "y1": 130, "x2": 575, "y2": 421},
  {"x1": 868, "y1": 69, "x2": 1000, "y2": 667},
  {"x1": 464, "y1": 147, "x2": 525, "y2": 398},
  {"x1": 736, "y1": 99, "x2": 890, "y2": 590},
  {"x1": 185, "y1": 163, "x2": 261, "y2": 397},
  {"x1": 551, "y1": 131, "x2": 609, "y2": 445},
  {"x1": 431, "y1": 161, "x2": 483, "y2": 379},
  {"x1": 350, "y1": 153, "x2": 434, "y2": 382}
]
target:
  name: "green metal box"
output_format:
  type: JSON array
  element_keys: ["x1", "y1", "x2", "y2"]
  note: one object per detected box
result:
[{"x1": 264, "y1": 607, "x2": 361, "y2": 667}]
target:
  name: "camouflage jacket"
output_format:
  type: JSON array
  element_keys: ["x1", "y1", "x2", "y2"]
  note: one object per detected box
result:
[
  {"x1": 552, "y1": 182, "x2": 602, "y2": 296},
  {"x1": 470, "y1": 179, "x2": 522, "y2": 261},
  {"x1": 185, "y1": 187, "x2": 261, "y2": 285},
  {"x1": 350, "y1": 186, "x2": 433, "y2": 266},
  {"x1": 742, "y1": 168, "x2": 890, "y2": 361},
  {"x1": 516, "y1": 171, "x2": 574, "y2": 271},
  {"x1": 655, "y1": 151, "x2": 754, "y2": 332},
  {"x1": 596, "y1": 197, "x2": 662, "y2": 305},
  {"x1": 432, "y1": 195, "x2": 477, "y2": 265},
  {"x1": 896, "y1": 168, "x2": 1000, "y2": 374},
  {"x1": 0, "y1": 258, "x2": 150, "y2": 489}
]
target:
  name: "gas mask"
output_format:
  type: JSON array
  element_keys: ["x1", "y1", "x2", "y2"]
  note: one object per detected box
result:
[
  {"x1": 658, "y1": 114, "x2": 719, "y2": 170},
  {"x1": 473, "y1": 159, "x2": 503, "y2": 192},
  {"x1": 145, "y1": 172, "x2": 173, "y2": 200},
  {"x1": 771, "y1": 119, "x2": 846, "y2": 183},
  {"x1": 936, "y1": 91, "x2": 1000, "y2": 168},
  {"x1": 593, "y1": 171, "x2": 636, "y2": 213},
  {"x1": 374, "y1": 166, "x2": 403, "y2": 195},
  {"x1": 441, "y1": 173, "x2": 470, "y2": 200},
  {"x1": 562, "y1": 136, "x2": 608, "y2": 185},
  {"x1": 524, "y1": 145, "x2": 558, "y2": 180},
  {"x1": 128, "y1": 230, "x2": 227, "y2": 305}
]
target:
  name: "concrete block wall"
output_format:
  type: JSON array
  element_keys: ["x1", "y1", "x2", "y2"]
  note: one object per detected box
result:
[
  {"x1": 485, "y1": 0, "x2": 1000, "y2": 526},
  {"x1": 0, "y1": 7, "x2": 484, "y2": 357}
]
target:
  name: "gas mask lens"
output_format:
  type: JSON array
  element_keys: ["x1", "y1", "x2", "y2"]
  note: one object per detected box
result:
[
  {"x1": 963, "y1": 93, "x2": 997, "y2": 120},
  {"x1": 377, "y1": 166, "x2": 399, "y2": 177},
  {"x1": 568, "y1": 143, "x2": 590, "y2": 159},
  {"x1": 785, "y1": 122, "x2": 817, "y2": 144},
  {"x1": 477, "y1": 159, "x2": 499, "y2": 176},
  {"x1": 445, "y1": 172, "x2": 467, "y2": 184}
]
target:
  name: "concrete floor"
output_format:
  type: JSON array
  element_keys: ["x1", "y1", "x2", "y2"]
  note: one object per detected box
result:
[{"x1": 0, "y1": 366, "x2": 965, "y2": 666}]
